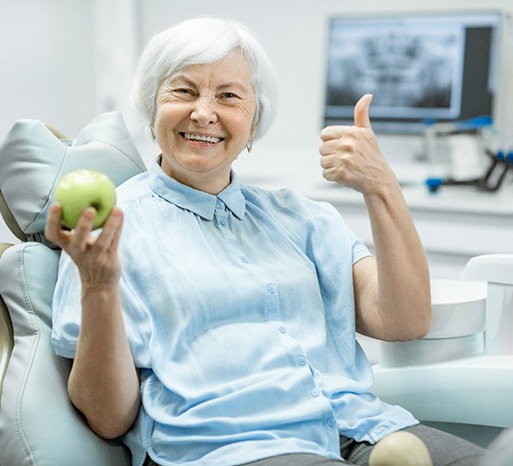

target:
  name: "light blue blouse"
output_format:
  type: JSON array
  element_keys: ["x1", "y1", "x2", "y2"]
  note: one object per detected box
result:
[{"x1": 51, "y1": 160, "x2": 417, "y2": 466}]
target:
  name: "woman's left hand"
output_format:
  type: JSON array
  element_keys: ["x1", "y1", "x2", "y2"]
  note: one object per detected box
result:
[
  {"x1": 319, "y1": 94, "x2": 431, "y2": 342},
  {"x1": 319, "y1": 94, "x2": 398, "y2": 196}
]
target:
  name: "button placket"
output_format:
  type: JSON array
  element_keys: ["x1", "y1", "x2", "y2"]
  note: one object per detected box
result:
[
  {"x1": 326, "y1": 416, "x2": 337, "y2": 428},
  {"x1": 214, "y1": 199, "x2": 227, "y2": 227},
  {"x1": 297, "y1": 355, "x2": 307, "y2": 366},
  {"x1": 265, "y1": 283, "x2": 279, "y2": 320}
]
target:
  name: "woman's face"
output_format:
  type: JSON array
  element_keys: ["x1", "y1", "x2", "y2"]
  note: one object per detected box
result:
[{"x1": 154, "y1": 51, "x2": 257, "y2": 194}]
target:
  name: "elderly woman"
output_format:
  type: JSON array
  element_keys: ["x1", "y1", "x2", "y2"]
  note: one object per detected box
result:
[{"x1": 46, "y1": 16, "x2": 485, "y2": 466}]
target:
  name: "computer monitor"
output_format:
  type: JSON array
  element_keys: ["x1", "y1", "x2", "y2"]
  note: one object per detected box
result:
[{"x1": 323, "y1": 11, "x2": 503, "y2": 134}]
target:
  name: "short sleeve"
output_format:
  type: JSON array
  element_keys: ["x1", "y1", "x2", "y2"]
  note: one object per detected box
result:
[
  {"x1": 51, "y1": 252, "x2": 82, "y2": 359},
  {"x1": 51, "y1": 249, "x2": 153, "y2": 368}
]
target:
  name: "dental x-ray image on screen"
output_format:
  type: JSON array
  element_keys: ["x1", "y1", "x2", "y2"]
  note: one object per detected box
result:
[{"x1": 324, "y1": 11, "x2": 502, "y2": 134}]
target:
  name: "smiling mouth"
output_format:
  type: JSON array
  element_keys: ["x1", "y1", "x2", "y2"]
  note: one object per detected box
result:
[{"x1": 180, "y1": 132, "x2": 224, "y2": 144}]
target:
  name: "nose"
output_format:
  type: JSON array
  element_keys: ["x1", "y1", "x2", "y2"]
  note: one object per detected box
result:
[{"x1": 190, "y1": 96, "x2": 218, "y2": 127}]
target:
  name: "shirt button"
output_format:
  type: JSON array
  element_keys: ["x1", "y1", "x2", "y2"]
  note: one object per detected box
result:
[
  {"x1": 219, "y1": 219, "x2": 226, "y2": 226},
  {"x1": 216, "y1": 200, "x2": 223, "y2": 208},
  {"x1": 266, "y1": 284, "x2": 276, "y2": 294},
  {"x1": 240, "y1": 256, "x2": 249, "y2": 263},
  {"x1": 278, "y1": 326, "x2": 287, "y2": 334},
  {"x1": 310, "y1": 388, "x2": 319, "y2": 397},
  {"x1": 326, "y1": 416, "x2": 337, "y2": 428},
  {"x1": 297, "y1": 356, "x2": 307, "y2": 366}
]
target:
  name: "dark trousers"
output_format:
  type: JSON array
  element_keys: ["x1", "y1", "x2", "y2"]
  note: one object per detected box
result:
[{"x1": 144, "y1": 423, "x2": 487, "y2": 466}]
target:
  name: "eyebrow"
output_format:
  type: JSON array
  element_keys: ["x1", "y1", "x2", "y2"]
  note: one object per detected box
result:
[
  {"x1": 218, "y1": 82, "x2": 252, "y2": 94},
  {"x1": 167, "y1": 75, "x2": 252, "y2": 94}
]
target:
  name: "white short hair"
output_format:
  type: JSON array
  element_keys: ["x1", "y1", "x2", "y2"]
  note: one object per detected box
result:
[{"x1": 131, "y1": 16, "x2": 278, "y2": 140}]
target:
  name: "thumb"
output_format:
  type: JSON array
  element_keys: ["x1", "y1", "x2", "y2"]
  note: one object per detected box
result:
[{"x1": 354, "y1": 94, "x2": 373, "y2": 128}]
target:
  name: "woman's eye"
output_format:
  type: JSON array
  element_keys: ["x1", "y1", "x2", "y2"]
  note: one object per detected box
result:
[
  {"x1": 165, "y1": 87, "x2": 195, "y2": 99},
  {"x1": 220, "y1": 92, "x2": 240, "y2": 101}
]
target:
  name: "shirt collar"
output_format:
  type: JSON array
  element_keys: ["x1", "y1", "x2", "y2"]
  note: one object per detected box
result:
[{"x1": 148, "y1": 159, "x2": 246, "y2": 221}]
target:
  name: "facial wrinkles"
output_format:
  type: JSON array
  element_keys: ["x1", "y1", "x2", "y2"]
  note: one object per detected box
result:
[{"x1": 158, "y1": 70, "x2": 255, "y2": 116}]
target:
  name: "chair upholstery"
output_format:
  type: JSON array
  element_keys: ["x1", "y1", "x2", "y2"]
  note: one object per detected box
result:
[
  {"x1": 0, "y1": 112, "x2": 147, "y2": 466},
  {"x1": 0, "y1": 243, "x2": 13, "y2": 403}
]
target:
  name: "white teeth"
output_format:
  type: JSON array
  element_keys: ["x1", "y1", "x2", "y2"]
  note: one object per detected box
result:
[{"x1": 182, "y1": 133, "x2": 222, "y2": 144}]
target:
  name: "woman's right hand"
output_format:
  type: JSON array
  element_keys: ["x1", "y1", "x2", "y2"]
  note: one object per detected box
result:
[
  {"x1": 44, "y1": 203, "x2": 124, "y2": 288},
  {"x1": 45, "y1": 203, "x2": 140, "y2": 439}
]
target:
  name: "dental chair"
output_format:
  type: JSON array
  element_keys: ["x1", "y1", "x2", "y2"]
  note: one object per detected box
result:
[
  {"x1": 0, "y1": 112, "x2": 146, "y2": 466},
  {"x1": 373, "y1": 254, "x2": 513, "y2": 448}
]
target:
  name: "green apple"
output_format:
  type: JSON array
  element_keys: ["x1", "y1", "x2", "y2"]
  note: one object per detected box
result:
[{"x1": 54, "y1": 169, "x2": 116, "y2": 230}]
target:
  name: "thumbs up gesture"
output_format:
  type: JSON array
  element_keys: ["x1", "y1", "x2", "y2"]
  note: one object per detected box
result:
[{"x1": 319, "y1": 94, "x2": 398, "y2": 195}]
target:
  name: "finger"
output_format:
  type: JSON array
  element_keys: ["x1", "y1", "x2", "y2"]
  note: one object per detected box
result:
[
  {"x1": 110, "y1": 211, "x2": 123, "y2": 252},
  {"x1": 320, "y1": 125, "x2": 346, "y2": 142},
  {"x1": 71, "y1": 208, "x2": 97, "y2": 246},
  {"x1": 319, "y1": 153, "x2": 334, "y2": 169},
  {"x1": 354, "y1": 93, "x2": 373, "y2": 128},
  {"x1": 319, "y1": 137, "x2": 348, "y2": 157},
  {"x1": 319, "y1": 139, "x2": 335, "y2": 156},
  {"x1": 44, "y1": 203, "x2": 65, "y2": 245},
  {"x1": 321, "y1": 165, "x2": 344, "y2": 184},
  {"x1": 95, "y1": 208, "x2": 124, "y2": 250}
]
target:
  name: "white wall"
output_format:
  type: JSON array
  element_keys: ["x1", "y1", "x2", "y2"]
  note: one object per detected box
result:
[
  {"x1": 0, "y1": 1, "x2": 98, "y2": 243},
  {"x1": 0, "y1": 1, "x2": 97, "y2": 140},
  {"x1": 1, "y1": 0, "x2": 512, "y2": 243}
]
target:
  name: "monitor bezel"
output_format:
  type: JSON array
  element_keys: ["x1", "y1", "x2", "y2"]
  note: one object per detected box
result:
[{"x1": 322, "y1": 10, "x2": 504, "y2": 134}]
